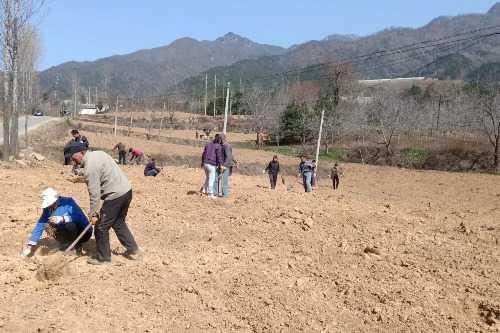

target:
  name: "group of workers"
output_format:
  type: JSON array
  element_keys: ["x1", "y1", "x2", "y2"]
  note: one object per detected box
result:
[
  {"x1": 24, "y1": 130, "x2": 142, "y2": 265},
  {"x1": 24, "y1": 128, "x2": 342, "y2": 263},
  {"x1": 266, "y1": 155, "x2": 343, "y2": 193}
]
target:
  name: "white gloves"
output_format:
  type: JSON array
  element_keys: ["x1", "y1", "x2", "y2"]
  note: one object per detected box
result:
[
  {"x1": 21, "y1": 247, "x2": 32, "y2": 257},
  {"x1": 49, "y1": 216, "x2": 64, "y2": 224}
]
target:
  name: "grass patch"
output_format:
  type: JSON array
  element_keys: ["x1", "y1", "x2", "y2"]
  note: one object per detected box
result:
[
  {"x1": 400, "y1": 148, "x2": 430, "y2": 169},
  {"x1": 319, "y1": 148, "x2": 347, "y2": 161},
  {"x1": 266, "y1": 146, "x2": 298, "y2": 156}
]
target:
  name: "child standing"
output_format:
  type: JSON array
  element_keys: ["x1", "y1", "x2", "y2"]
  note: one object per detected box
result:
[
  {"x1": 265, "y1": 155, "x2": 280, "y2": 189},
  {"x1": 331, "y1": 162, "x2": 343, "y2": 190}
]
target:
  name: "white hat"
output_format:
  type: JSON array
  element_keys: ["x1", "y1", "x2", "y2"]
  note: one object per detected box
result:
[{"x1": 41, "y1": 188, "x2": 59, "y2": 209}]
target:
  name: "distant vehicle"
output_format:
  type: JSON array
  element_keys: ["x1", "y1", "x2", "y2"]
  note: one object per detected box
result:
[{"x1": 32, "y1": 110, "x2": 43, "y2": 117}]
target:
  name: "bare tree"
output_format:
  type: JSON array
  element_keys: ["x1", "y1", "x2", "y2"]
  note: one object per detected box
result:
[
  {"x1": 316, "y1": 63, "x2": 358, "y2": 152},
  {"x1": 19, "y1": 25, "x2": 40, "y2": 145},
  {"x1": 244, "y1": 87, "x2": 274, "y2": 148},
  {"x1": 472, "y1": 87, "x2": 500, "y2": 172},
  {"x1": 0, "y1": 0, "x2": 45, "y2": 159},
  {"x1": 365, "y1": 89, "x2": 414, "y2": 159}
]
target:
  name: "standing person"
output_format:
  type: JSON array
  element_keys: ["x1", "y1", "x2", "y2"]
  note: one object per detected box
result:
[
  {"x1": 64, "y1": 130, "x2": 90, "y2": 165},
  {"x1": 113, "y1": 142, "x2": 127, "y2": 165},
  {"x1": 201, "y1": 135, "x2": 223, "y2": 198},
  {"x1": 216, "y1": 133, "x2": 235, "y2": 198},
  {"x1": 129, "y1": 148, "x2": 144, "y2": 165},
  {"x1": 144, "y1": 158, "x2": 161, "y2": 177},
  {"x1": 298, "y1": 156, "x2": 315, "y2": 193},
  {"x1": 265, "y1": 155, "x2": 280, "y2": 190},
  {"x1": 68, "y1": 142, "x2": 141, "y2": 265},
  {"x1": 330, "y1": 162, "x2": 343, "y2": 190},
  {"x1": 70, "y1": 129, "x2": 89, "y2": 149},
  {"x1": 22, "y1": 188, "x2": 93, "y2": 257}
]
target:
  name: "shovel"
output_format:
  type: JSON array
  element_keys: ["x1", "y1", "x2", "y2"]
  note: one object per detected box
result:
[
  {"x1": 36, "y1": 223, "x2": 92, "y2": 281},
  {"x1": 63, "y1": 223, "x2": 92, "y2": 255}
]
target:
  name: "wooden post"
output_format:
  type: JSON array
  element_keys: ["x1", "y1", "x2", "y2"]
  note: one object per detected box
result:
[{"x1": 223, "y1": 82, "x2": 230, "y2": 134}]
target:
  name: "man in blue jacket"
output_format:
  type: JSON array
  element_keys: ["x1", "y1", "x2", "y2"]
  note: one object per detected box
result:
[
  {"x1": 298, "y1": 156, "x2": 315, "y2": 193},
  {"x1": 22, "y1": 188, "x2": 93, "y2": 257}
]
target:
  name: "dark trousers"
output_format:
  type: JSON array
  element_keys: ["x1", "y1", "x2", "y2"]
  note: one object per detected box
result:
[
  {"x1": 55, "y1": 222, "x2": 93, "y2": 250},
  {"x1": 145, "y1": 169, "x2": 159, "y2": 177},
  {"x1": 268, "y1": 173, "x2": 278, "y2": 189},
  {"x1": 332, "y1": 175, "x2": 340, "y2": 190},
  {"x1": 118, "y1": 151, "x2": 127, "y2": 165},
  {"x1": 95, "y1": 190, "x2": 138, "y2": 261}
]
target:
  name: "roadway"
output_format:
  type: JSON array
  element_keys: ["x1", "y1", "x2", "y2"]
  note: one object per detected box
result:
[{"x1": 0, "y1": 116, "x2": 60, "y2": 145}]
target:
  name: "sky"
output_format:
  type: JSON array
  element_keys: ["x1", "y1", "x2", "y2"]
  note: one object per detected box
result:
[{"x1": 38, "y1": 0, "x2": 499, "y2": 70}]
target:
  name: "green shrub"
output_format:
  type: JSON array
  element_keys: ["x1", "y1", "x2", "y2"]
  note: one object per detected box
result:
[
  {"x1": 400, "y1": 148, "x2": 430, "y2": 169},
  {"x1": 319, "y1": 148, "x2": 347, "y2": 161}
]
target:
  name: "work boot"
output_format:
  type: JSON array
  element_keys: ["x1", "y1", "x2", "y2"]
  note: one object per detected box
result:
[
  {"x1": 87, "y1": 258, "x2": 111, "y2": 265},
  {"x1": 123, "y1": 248, "x2": 143, "y2": 261}
]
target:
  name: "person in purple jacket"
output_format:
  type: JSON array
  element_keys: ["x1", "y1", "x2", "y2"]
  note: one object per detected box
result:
[{"x1": 201, "y1": 135, "x2": 223, "y2": 198}]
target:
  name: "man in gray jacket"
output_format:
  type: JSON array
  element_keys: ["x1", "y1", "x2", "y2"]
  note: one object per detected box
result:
[{"x1": 68, "y1": 142, "x2": 141, "y2": 265}]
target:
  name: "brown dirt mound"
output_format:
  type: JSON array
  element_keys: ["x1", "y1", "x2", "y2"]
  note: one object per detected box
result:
[{"x1": 35, "y1": 254, "x2": 72, "y2": 282}]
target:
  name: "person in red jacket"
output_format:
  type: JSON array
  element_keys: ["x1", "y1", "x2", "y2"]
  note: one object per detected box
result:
[{"x1": 128, "y1": 148, "x2": 144, "y2": 165}]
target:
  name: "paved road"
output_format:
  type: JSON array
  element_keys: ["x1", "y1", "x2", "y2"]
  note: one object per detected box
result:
[{"x1": 0, "y1": 116, "x2": 60, "y2": 145}]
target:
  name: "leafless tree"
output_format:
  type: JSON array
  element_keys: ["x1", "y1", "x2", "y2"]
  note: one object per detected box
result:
[
  {"x1": 19, "y1": 25, "x2": 40, "y2": 145},
  {"x1": 244, "y1": 87, "x2": 275, "y2": 148},
  {"x1": 472, "y1": 87, "x2": 500, "y2": 172},
  {"x1": 0, "y1": 0, "x2": 45, "y2": 159},
  {"x1": 365, "y1": 89, "x2": 412, "y2": 159},
  {"x1": 318, "y1": 62, "x2": 358, "y2": 152}
]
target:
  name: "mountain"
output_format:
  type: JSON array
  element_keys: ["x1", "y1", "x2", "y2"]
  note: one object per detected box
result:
[
  {"x1": 323, "y1": 34, "x2": 359, "y2": 42},
  {"x1": 466, "y1": 62, "x2": 500, "y2": 85},
  {"x1": 41, "y1": 3, "x2": 500, "y2": 99},
  {"x1": 410, "y1": 54, "x2": 474, "y2": 80},
  {"x1": 39, "y1": 32, "x2": 286, "y2": 98},
  {"x1": 177, "y1": 3, "x2": 500, "y2": 94}
]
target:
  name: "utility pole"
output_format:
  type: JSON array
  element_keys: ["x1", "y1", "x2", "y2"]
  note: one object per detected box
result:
[
  {"x1": 128, "y1": 98, "x2": 134, "y2": 136},
  {"x1": 315, "y1": 109, "x2": 325, "y2": 174},
  {"x1": 95, "y1": 87, "x2": 98, "y2": 106},
  {"x1": 228, "y1": 88, "x2": 232, "y2": 116},
  {"x1": 223, "y1": 82, "x2": 230, "y2": 134},
  {"x1": 73, "y1": 76, "x2": 77, "y2": 118},
  {"x1": 114, "y1": 95, "x2": 119, "y2": 136},
  {"x1": 104, "y1": 76, "x2": 108, "y2": 100},
  {"x1": 204, "y1": 73, "x2": 208, "y2": 116},
  {"x1": 213, "y1": 74, "x2": 217, "y2": 117},
  {"x1": 159, "y1": 101, "x2": 165, "y2": 136},
  {"x1": 88, "y1": 87, "x2": 91, "y2": 105}
]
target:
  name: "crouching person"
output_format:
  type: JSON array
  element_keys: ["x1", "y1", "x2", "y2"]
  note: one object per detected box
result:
[
  {"x1": 22, "y1": 188, "x2": 92, "y2": 257},
  {"x1": 144, "y1": 158, "x2": 161, "y2": 177}
]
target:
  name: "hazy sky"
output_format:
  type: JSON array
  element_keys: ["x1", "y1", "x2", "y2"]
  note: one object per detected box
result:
[{"x1": 38, "y1": 0, "x2": 499, "y2": 69}]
